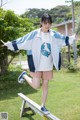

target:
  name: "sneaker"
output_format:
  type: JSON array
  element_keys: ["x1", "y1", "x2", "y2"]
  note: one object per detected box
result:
[
  {"x1": 18, "y1": 71, "x2": 26, "y2": 83},
  {"x1": 41, "y1": 106, "x2": 49, "y2": 114}
]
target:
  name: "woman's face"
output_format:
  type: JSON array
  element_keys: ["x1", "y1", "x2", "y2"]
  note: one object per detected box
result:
[{"x1": 41, "y1": 21, "x2": 52, "y2": 33}]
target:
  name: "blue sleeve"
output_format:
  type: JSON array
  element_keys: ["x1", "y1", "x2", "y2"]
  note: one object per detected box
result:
[
  {"x1": 53, "y1": 31, "x2": 69, "y2": 47},
  {"x1": 12, "y1": 30, "x2": 38, "y2": 51}
]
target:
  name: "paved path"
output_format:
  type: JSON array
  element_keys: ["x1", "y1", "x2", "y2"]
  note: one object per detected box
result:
[{"x1": 16, "y1": 61, "x2": 29, "y2": 70}]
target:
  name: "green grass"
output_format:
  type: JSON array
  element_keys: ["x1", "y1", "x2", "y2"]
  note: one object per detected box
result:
[{"x1": 0, "y1": 67, "x2": 80, "y2": 120}]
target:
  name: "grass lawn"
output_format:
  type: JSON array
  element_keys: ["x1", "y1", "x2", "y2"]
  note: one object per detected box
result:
[{"x1": 0, "y1": 67, "x2": 80, "y2": 120}]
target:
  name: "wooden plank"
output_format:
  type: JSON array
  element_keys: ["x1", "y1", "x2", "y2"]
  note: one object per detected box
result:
[{"x1": 18, "y1": 93, "x2": 60, "y2": 120}]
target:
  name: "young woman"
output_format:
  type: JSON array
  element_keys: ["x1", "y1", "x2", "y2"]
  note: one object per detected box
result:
[{"x1": 1, "y1": 13, "x2": 75, "y2": 113}]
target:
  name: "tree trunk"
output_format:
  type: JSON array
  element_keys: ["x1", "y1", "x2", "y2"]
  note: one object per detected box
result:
[
  {"x1": 68, "y1": 45, "x2": 70, "y2": 63},
  {"x1": 0, "y1": 54, "x2": 15, "y2": 75},
  {"x1": 0, "y1": 55, "x2": 8, "y2": 75}
]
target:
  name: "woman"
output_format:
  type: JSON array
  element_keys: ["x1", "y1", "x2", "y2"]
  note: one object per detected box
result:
[{"x1": 1, "y1": 13, "x2": 75, "y2": 113}]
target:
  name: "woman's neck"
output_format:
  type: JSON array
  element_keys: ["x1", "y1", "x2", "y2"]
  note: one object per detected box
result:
[{"x1": 41, "y1": 28, "x2": 49, "y2": 33}]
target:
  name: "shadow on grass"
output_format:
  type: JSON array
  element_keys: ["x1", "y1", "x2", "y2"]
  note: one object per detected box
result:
[
  {"x1": 22, "y1": 109, "x2": 36, "y2": 120},
  {"x1": 0, "y1": 71, "x2": 38, "y2": 101},
  {"x1": 22, "y1": 114, "x2": 35, "y2": 120}
]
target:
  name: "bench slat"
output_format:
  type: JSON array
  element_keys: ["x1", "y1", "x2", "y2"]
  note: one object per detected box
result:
[{"x1": 18, "y1": 93, "x2": 60, "y2": 120}]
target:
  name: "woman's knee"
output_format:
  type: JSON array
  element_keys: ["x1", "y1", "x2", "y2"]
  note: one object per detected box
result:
[
  {"x1": 34, "y1": 84, "x2": 40, "y2": 89},
  {"x1": 32, "y1": 78, "x2": 40, "y2": 89},
  {"x1": 42, "y1": 80, "x2": 49, "y2": 86}
]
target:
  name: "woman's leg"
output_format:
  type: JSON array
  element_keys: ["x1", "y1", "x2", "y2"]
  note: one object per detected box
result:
[
  {"x1": 23, "y1": 74, "x2": 40, "y2": 89},
  {"x1": 41, "y1": 79, "x2": 49, "y2": 106}
]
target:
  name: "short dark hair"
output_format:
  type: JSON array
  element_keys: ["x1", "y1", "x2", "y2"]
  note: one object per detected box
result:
[{"x1": 41, "y1": 13, "x2": 52, "y2": 24}]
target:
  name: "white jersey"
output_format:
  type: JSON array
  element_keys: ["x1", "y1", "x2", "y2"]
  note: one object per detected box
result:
[
  {"x1": 38, "y1": 31, "x2": 53, "y2": 71},
  {"x1": 5, "y1": 28, "x2": 75, "y2": 71}
]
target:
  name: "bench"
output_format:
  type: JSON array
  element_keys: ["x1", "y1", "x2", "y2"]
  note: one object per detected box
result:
[{"x1": 18, "y1": 93, "x2": 60, "y2": 120}]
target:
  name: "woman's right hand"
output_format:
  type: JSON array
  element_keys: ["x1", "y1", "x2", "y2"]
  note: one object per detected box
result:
[{"x1": 1, "y1": 40, "x2": 10, "y2": 47}]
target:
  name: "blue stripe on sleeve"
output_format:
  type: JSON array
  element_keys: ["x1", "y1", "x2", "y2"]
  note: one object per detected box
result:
[
  {"x1": 65, "y1": 36, "x2": 69, "y2": 46},
  {"x1": 54, "y1": 32, "x2": 65, "y2": 40},
  {"x1": 12, "y1": 41, "x2": 18, "y2": 51},
  {"x1": 17, "y1": 31, "x2": 38, "y2": 44}
]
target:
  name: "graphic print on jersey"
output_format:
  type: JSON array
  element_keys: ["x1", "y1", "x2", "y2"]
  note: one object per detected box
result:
[{"x1": 41, "y1": 42, "x2": 51, "y2": 57}]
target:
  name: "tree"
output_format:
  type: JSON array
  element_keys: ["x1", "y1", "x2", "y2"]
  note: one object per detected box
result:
[
  {"x1": 0, "y1": 9, "x2": 34, "y2": 74},
  {"x1": 20, "y1": 5, "x2": 72, "y2": 25}
]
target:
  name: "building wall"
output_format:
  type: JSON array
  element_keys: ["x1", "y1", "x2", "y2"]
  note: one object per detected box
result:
[{"x1": 57, "y1": 23, "x2": 72, "y2": 36}]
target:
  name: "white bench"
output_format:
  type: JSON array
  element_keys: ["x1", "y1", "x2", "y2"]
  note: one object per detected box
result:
[{"x1": 18, "y1": 93, "x2": 60, "y2": 120}]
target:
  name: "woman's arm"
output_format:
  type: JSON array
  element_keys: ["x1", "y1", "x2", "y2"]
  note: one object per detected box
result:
[
  {"x1": 1, "y1": 30, "x2": 38, "y2": 51},
  {"x1": 53, "y1": 30, "x2": 76, "y2": 47}
]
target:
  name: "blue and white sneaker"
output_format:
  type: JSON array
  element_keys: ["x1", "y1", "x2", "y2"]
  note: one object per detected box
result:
[
  {"x1": 41, "y1": 106, "x2": 50, "y2": 114},
  {"x1": 18, "y1": 71, "x2": 26, "y2": 83}
]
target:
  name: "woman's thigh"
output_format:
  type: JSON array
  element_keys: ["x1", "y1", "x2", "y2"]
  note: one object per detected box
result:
[
  {"x1": 30, "y1": 71, "x2": 41, "y2": 87},
  {"x1": 42, "y1": 71, "x2": 53, "y2": 80}
]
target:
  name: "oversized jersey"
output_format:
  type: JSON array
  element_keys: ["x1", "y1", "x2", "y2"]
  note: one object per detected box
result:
[{"x1": 38, "y1": 31, "x2": 53, "y2": 71}]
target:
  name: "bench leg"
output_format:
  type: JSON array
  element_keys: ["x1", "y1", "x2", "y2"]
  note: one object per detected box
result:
[{"x1": 20, "y1": 100, "x2": 26, "y2": 118}]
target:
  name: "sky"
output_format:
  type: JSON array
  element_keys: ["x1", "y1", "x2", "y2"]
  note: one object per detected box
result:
[{"x1": 1, "y1": 0, "x2": 71, "y2": 15}]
